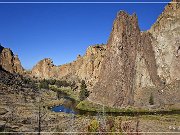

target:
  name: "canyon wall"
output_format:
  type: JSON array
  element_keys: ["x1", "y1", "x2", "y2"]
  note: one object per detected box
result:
[
  {"x1": 31, "y1": 0, "x2": 180, "y2": 108},
  {"x1": 31, "y1": 45, "x2": 106, "y2": 87},
  {"x1": 1, "y1": 0, "x2": 179, "y2": 109},
  {"x1": 149, "y1": 0, "x2": 180, "y2": 83},
  {"x1": 90, "y1": 0, "x2": 180, "y2": 108}
]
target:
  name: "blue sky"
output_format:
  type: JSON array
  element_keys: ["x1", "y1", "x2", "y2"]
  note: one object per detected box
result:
[{"x1": 0, "y1": 0, "x2": 171, "y2": 69}]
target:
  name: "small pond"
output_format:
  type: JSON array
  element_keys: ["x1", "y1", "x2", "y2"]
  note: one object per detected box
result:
[
  {"x1": 51, "y1": 91, "x2": 77, "y2": 114},
  {"x1": 51, "y1": 105, "x2": 75, "y2": 114}
]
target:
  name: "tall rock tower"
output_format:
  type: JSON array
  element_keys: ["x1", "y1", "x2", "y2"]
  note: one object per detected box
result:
[
  {"x1": 90, "y1": 0, "x2": 180, "y2": 108},
  {"x1": 90, "y1": 11, "x2": 141, "y2": 107}
]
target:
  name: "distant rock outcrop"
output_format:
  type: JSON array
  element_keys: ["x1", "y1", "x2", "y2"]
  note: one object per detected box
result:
[
  {"x1": 31, "y1": 58, "x2": 58, "y2": 79},
  {"x1": 31, "y1": 45, "x2": 106, "y2": 87},
  {"x1": 0, "y1": 45, "x2": 24, "y2": 74}
]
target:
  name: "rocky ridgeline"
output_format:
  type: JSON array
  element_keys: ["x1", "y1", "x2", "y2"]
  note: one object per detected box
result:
[
  {"x1": 0, "y1": 45, "x2": 24, "y2": 74},
  {"x1": 0, "y1": 0, "x2": 180, "y2": 109},
  {"x1": 31, "y1": 44, "x2": 106, "y2": 88}
]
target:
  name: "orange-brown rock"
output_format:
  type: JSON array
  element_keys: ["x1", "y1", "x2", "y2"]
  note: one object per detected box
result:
[
  {"x1": 31, "y1": 58, "x2": 58, "y2": 79},
  {"x1": 29, "y1": 0, "x2": 180, "y2": 109},
  {"x1": 31, "y1": 45, "x2": 106, "y2": 87},
  {"x1": 90, "y1": 11, "x2": 141, "y2": 107},
  {"x1": 0, "y1": 45, "x2": 24, "y2": 74}
]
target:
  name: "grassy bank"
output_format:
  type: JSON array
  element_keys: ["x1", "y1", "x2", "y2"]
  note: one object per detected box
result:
[
  {"x1": 76, "y1": 100, "x2": 148, "y2": 113},
  {"x1": 44, "y1": 99, "x2": 65, "y2": 108},
  {"x1": 76, "y1": 100, "x2": 180, "y2": 114},
  {"x1": 49, "y1": 85, "x2": 80, "y2": 102},
  {"x1": 48, "y1": 85, "x2": 180, "y2": 115}
]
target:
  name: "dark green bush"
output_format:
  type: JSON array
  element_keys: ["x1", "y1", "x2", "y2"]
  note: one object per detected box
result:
[
  {"x1": 149, "y1": 93, "x2": 154, "y2": 105},
  {"x1": 47, "y1": 79, "x2": 56, "y2": 85},
  {"x1": 79, "y1": 80, "x2": 89, "y2": 101},
  {"x1": 55, "y1": 80, "x2": 70, "y2": 87},
  {"x1": 39, "y1": 79, "x2": 49, "y2": 89}
]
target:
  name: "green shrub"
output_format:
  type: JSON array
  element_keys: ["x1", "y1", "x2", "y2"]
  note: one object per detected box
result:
[
  {"x1": 55, "y1": 80, "x2": 70, "y2": 87},
  {"x1": 39, "y1": 79, "x2": 49, "y2": 89},
  {"x1": 47, "y1": 79, "x2": 56, "y2": 85},
  {"x1": 70, "y1": 81, "x2": 76, "y2": 89},
  {"x1": 149, "y1": 93, "x2": 154, "y2": 105},
  {"x1": 79, "y1": 80, "x2": 89, "y2": 101},
  {"x1": 88, "y1": 119, "x2": 99, "y2": 132}
]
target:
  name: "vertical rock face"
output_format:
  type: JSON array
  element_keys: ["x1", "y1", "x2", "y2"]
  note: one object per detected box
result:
[
  {"x1": 149, "y1": 0, "x2": 180, "y2": 83},
  {"x1": 90, "y1": 0, "x2": 180, "y2": 108},
  {"x1": 75, "y1": 45, "x2": 107, "y2": 87},
  {"x1": 140, "y1": 32, "x2": 163, "y2": 87},
  {"x1": 13, "y1": 55, "x2": 24, "y2": 74},
  {"x1": 0, "y1": 48, "x2": 14, "y2": 72},
  {"x1": 132, "y1": 0, "x2": 180, "y2": 108},
  {"x1": 0, "y1": 45, "x2": 24, "y2": 74},
  {"x1": 90, "y1": 11, "x2": 141, "y2": 107}
]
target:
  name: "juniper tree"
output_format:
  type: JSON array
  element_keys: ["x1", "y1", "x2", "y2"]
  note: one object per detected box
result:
[
  {"x1": 79, "y1": 80, "x2": 89, "y2": 101},
  {"x1": 149, "y1": 93, "x2": 154, "y2": 105}
]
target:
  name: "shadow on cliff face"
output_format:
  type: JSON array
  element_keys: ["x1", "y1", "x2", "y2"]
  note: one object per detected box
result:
[
  {"x1": 0, "y1": 44, "x2": 3, "y2": 54},
  {"x1": 140, "y1": 32, "x2": 164, "y2": 87},
  {"x1": 90, "y1": 11, "x2": 141, "y2": 108}
]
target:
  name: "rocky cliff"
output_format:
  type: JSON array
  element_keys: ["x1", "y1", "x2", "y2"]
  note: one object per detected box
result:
[
  {"x1": 0, "y1": 45, "x2": 24, "y2": 74},
  {"x1": 89, "y1": 0, "x2": 180, "y2": 108},
  {"x1": 4, "y1": 0, "x2": 179, "y2": 109},
  {"x1": 90, "y1": 11, "x2": 141, "y2": 107},
  {"x1": 31, "y1": 58, "x2": 58, "y2": 79},
  {"x1": 31, "y1": 45, "x2": 106, "y2": 87},
  {"x1": 149, "y1": 0, "x2": 180, "y2": 83}
]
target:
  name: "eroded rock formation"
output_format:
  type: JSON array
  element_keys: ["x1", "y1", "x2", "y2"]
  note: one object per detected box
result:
[
  {"x1": 31, "y1": 58, "x2": 58, "y2": 79},
  {"x1": 0, "y1": 45, "x2": 24, "y2": 74},
  {"x1": 90, "y1": 0, "x2": 180, "y2": 108},
  {"x1": 30, "y1": 0, "x2": 180, "y2": 108},
  {"x1": 1, "y1": 0, "x2": 179, "y2": 109},
  {"x1": 90, "y1": 11, "x2": 141, "y2": 107},
  {"x1": 31, "y1": 45, "x2": 106, "y2": 87},
  {"x1": 149, "y1": 0, "x2": 180, "y2": 83}
]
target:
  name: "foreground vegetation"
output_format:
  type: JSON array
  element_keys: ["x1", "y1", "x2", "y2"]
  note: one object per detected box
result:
[
  {"x1": 50, "y1": 85, "x2": 80, "y2": 101},
  {"x1": 76, "y1": 100, "x2": 180, "y2": 115},
  {"x1": 0, "y1": 73, "x2": 179, "y2": 133},
  {"x1": 37, "y1": 79, "x2": 180, "y2": 115}
]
